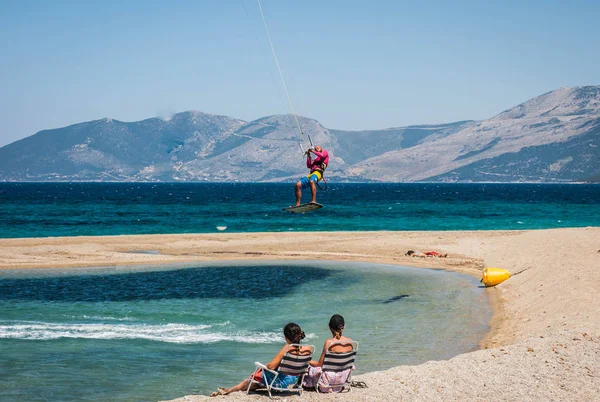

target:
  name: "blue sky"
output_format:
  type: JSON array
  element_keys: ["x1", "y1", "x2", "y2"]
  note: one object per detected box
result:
[{"x1": 1, "y1": 0, "x2": 599, "y2": 146}]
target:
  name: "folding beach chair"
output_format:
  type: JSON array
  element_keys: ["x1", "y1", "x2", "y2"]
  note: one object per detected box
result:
[
  {"x1": 315, "y1": 340, "x2": 358, "y2": 393},
  {"x1": 248, "y1": 343, "x2": 315, "y2": 398}
]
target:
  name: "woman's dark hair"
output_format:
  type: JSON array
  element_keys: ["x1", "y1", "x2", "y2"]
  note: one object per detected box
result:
[
  {"x1": 406, "y1": 250, "x2": 415, "y2": 256},
  {"x1": 283, "y1": 323, "x2": 306, "y2": 344},
  {"x1": 329, "y1": 314, "x2": 345, "y2": 340}
]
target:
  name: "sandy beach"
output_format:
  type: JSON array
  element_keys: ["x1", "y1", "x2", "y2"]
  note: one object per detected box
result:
[{"x1": 1, "y1": 228, "x2": 599, "y2": 401}]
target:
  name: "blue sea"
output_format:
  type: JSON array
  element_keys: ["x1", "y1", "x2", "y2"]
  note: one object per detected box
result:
[
  {"x1": 0, "y1": 261, "x2": 490, "y2": 401},
  {"x1": 0, "y1": 182, "x2": 598, "y2": 401},
  {"x1": 0, "y1": 182, "x2": 599, "y2": 237}
]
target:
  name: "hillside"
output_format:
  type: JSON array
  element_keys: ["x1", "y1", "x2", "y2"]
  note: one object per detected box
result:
[{"x1": 1, "y1": 87, "x2": 598, "y2": 182}]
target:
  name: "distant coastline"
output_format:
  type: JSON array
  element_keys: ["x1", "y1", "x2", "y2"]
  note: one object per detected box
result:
[
  {"x1": 1, "y1": 180, "x2": 599, "y2": 183},
  {"x1": 1, "y1": 86, "x2": 598, "y2": 183}
]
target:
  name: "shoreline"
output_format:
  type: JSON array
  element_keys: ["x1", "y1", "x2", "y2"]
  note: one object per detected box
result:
[{"x1": 1, "y1": 228, "x2": 599, "y2": 400}]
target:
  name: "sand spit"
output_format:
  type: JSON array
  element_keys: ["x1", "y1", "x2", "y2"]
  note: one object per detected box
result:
[{"x1": 1, "y1": 228, "x2": 599, "y2": 401}]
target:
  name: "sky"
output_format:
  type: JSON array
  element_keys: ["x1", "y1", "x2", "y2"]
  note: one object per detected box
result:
[{"x1": 1, "y1": 0, "x2": 599, "y2": 147}]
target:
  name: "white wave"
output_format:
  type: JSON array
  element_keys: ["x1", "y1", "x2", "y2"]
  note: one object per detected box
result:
[
  {"x1": 81, "y1": 315, "x2": 134, "y2": 321},
  {"x1": 0, "y1": 321, "x2": 281, "y2": 344}
]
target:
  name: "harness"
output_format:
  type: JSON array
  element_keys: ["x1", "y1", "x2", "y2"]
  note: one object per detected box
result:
[
  {"x1": 313, "y1": 162, "x2": 327, "y2": 177},
  {"x1": 307, "y1": 153, "x2": 328, "y2": 191},
  {"x1": 312, "y1": 161, "x2": 328, "y2": 191}
]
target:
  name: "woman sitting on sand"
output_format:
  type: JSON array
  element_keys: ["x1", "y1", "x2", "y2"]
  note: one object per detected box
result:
[
  {"x1": 303, "y1": 314, "x2": 354, "y2": 393},
  {"x1": 210, "y1": 323, "x2": 309, "y2": 397}
]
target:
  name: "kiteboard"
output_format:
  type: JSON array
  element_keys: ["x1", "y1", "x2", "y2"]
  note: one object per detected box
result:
[{"x1": 282, "y1": 202, "x2": 323, "y2": 213}]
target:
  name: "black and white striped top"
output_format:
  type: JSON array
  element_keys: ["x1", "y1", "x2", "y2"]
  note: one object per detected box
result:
[
  {"x1": 322, "y1": 350, "x2": 357, "y2": 372},
  {"x1": 278, "y1": 351, "x2": 312, "y2": 376}
]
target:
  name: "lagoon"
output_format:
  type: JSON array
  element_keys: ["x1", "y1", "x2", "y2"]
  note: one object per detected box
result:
[{"x1": 0, "y1": 261, "x2": 490, "y2": 401}]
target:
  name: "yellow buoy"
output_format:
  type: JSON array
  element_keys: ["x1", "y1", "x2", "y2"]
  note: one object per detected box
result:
[{"x1": 481, "y1": 267, "x2": 511, "y2": 287}]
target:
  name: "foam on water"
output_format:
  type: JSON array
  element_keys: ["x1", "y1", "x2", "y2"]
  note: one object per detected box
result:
[
  {"x1": 80, "y1": 315, "x2": 135, "y2": 321},
  {"x1": 0, "y1": 320, "x2": 291, "y2": 344}
]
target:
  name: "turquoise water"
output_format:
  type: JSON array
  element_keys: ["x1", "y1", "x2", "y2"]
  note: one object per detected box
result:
[
  {"x1": 1, "y1": 183, "x2": 599, "y2": 238},
  {"x1": 0, "y1": 261, "x2": 490, "y2": 401},
  {"x1": 1, "y1": 181, "x2": 591, "y2": 400}
]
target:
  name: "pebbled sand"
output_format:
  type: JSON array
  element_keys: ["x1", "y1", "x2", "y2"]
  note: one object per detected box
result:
[{"x1": 1, "y1": 228, "x2": 599, "y2": 401}]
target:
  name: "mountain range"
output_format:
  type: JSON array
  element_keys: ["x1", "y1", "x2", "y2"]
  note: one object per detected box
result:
[{"x1": 1, "y1": 86, "x2": 599, "y2": 183}]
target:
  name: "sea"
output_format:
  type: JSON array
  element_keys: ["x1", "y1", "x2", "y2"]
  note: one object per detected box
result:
[
  {"x1": 0, "y1": 182, "x2": 598, "y2": 401},
  {"x1": 1, "y1": 182, "x2": 599, "y2": 237}
]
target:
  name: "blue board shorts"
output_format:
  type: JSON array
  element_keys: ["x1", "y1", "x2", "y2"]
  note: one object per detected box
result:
[
  {"x1": 300, "y1": 171, "x2": 322, "y2": 189},
  {"x1": 263, "y1": 370, "x2": 299, "y2": 389}
]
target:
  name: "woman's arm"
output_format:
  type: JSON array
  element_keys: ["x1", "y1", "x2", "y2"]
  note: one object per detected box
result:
[
  {"x1": 309, "y1": 340, "x2": 331, "y2": 367},
  {"x1": 265, "y1": 344, "x2": 289, "y2": 370}
]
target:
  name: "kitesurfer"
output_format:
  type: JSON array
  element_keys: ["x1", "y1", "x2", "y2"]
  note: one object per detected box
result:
[{"x1": 295, "y1": 145, "x2": 329, "y2": 206}]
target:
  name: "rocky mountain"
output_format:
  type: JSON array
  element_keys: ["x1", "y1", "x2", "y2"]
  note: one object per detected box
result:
[
  {"x1": 340, "y1": 86, "x2": 600, "y2": 182},
  {"x1": 1, "y1": 86, "x2": 599, "y2": 182},
  {"x1": 0, "y1": 111, "x2": 246, "y2": 181}
]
